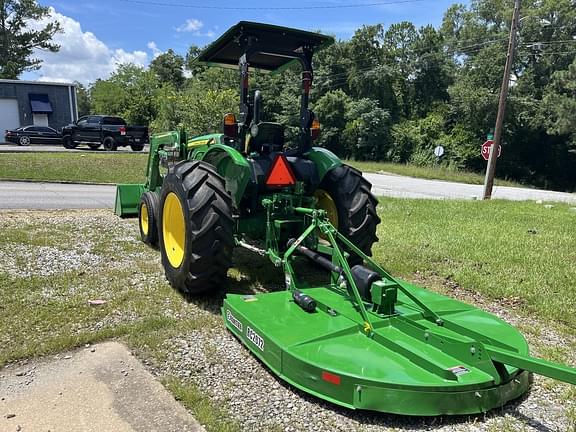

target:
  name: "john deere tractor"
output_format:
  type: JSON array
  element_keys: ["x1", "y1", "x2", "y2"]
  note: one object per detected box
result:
[
  {"x1": 116, "y1": 22, "x2": 575, "y2": 416},
  {"x1": 116, "y1": 21, "x2": 380, "y2": 295}
]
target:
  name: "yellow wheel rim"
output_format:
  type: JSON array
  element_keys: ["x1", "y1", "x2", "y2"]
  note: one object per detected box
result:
[
  {"x1": 163, "y1": 192, "x2": 186, "y2": 268},
  {"x1": 314, "y1": 189, "x2": 339, "y2": 229},
  {"x1": 140, "y1": 203, "x2": 149, "y2": 236}
]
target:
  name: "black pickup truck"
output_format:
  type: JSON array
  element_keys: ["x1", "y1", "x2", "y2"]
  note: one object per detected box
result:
[{"x1": 61, "y1": 115, "x2": 149, "y2": 151}]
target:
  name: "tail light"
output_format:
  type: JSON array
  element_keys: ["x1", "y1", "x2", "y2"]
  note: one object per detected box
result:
[
  {"x1": 119, "y1": 126, "x2": 126, "y2": 136},
  {"x1": 311, "y1": 118, "x2": 321, "y2": 141},
  {"x1": 223, "y1": 113, "x2": 237, "y2": 138}
]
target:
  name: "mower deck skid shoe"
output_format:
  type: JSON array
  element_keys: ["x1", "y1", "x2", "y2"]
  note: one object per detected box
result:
[{"x1": 222, "y1": 283, "x2": 532, "y2": 416}]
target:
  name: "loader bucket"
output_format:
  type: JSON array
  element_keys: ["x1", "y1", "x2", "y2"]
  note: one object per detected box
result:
[{"x1": 114, "y1": 184, "x2": 146, "y2": 217}]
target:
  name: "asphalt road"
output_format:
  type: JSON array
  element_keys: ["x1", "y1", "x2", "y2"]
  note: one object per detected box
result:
[
  {"x1": 0, "y1": 181, "x2": 116, "y2": 209},
  {"x1": 0, "y1": 142, "x2": 147, "y2": 153},
  {"x1": 1, "y1": 173, "x2": 575, "y2": 210},
  {"x1": 364, "y1": 173, "x2": 576, "y2": 203}
]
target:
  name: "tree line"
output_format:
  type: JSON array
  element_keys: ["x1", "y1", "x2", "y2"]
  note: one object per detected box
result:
[{"x1": 4, "y1": 0, "x2": 573, "y2": 190}]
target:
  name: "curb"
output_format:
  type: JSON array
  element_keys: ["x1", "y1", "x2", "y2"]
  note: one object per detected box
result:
[{"x1": 0, "y1": 178, "x2": 116, "y2": 186}]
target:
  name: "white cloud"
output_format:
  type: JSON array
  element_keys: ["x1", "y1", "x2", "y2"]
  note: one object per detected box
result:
[
  {"x1": 25, "y1": 8, "x2": 149, "y2": 84},
  {"x1": 147, "y1": 41, "x2": 163, "y2": 59},
  {"x1": 176, "y1": 18, "x2": 203, "y2": 33}
]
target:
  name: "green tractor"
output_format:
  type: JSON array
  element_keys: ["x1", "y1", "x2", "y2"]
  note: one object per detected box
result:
[{"x1": 116, "y1": 22, "x2": 575, "y2": 416}]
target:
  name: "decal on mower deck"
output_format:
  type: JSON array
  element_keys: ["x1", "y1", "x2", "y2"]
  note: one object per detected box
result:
[
  {"x1": 226, "y1": 309, "x2": 243, "y2": 332},
  {"x1": 246, "y1": 326, "x2": 265, "y2": 351},
  {"x1": 448, "y1": 365, "x2": 471, "y2": 376}
]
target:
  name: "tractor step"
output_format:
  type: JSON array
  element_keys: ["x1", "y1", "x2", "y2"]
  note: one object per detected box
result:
[{"x1": 222, "y1": 280, "x2": 532, "y2": 416}]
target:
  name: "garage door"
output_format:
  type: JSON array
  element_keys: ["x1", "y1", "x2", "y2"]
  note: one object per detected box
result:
[{"x1": 0, "y1": 99, "x2": 20, "y2": 140}]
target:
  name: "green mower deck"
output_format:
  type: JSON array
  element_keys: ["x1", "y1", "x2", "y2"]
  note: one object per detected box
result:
[{"x1": 223, "y1": 282, "x2": 534, "y2": 416}]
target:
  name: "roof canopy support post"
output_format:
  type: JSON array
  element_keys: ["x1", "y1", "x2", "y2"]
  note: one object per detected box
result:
[{"x1": 297, "y1": 48, "x2": 314, "y2": 155}]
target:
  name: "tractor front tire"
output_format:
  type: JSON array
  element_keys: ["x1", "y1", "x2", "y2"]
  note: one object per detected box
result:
[
  {"x1": 139, "y1": 191, "x2": 159, "y2": 247},
  {"x1": 316, "y1": 164, "x2": 380, "y2": 264},
  {"x1": 159, "y1": 160, "x2": 234, "y2": 295}
]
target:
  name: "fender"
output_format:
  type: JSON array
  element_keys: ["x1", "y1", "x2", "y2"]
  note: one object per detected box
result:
[
  {"x1": 192, "y1": 143, "x2": 252, "y2": 208},
  {"x1": 306, "y1": 147, "x2": 342, "y2": 182}
]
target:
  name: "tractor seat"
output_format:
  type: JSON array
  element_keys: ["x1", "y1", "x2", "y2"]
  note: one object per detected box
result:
[{"x1": 248, "y1": 122, "x2": 285, "y2": 154}]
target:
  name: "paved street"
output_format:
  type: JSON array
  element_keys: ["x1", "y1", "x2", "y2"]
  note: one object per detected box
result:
[
  {"x1": 365, "y1": 172, "x2": 576, "y2": 204},
  {"x1": 1, "y1": 173, "x2": 575, "y2": 210},
  {"x1": 0, "y1": 143, "x2": 147, "y2": 153},
  {"x1": 0, "y1": 181, "x2": 116, "y2": 209}
]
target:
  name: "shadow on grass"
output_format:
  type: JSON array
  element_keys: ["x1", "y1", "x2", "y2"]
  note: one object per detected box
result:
[{"x1": 175, "y1": 247, "x2": 331, "y2": 316}]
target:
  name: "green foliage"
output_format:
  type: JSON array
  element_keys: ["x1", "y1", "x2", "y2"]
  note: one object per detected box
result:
[
  {"x1": 343, "y1": 98, "x2": 391, "y2": 160},
  {"x1": 0, "y1": 0, "x2": 62, "y2": 78},
  {"x1": 91, "y1": 64, "x2": 159, "y2": 125},
  {"x1": 150, "y1": 49, "x2": 185, "y2": 88},
  {"x1": 151, "y1": 84, "x2": 237, "y2": 135},
  {"x1": 74, "y1": 81, "x2": 91, "y2": 117},
  {"x1": 542, "y1": 58, "x2": 576, "y2": 144},
  {"x1": 313, "y1": 89, "x2": 350, "y2": 155}
]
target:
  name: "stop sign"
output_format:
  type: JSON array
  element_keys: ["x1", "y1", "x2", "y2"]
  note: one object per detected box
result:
[{"x1": 481, "y1": 140, "x2": 501, "y2": 161}]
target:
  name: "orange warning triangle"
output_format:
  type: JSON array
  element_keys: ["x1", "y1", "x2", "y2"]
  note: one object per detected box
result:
[{"x1": 266, "y1": 154, "x2": 296, "y2": 188}]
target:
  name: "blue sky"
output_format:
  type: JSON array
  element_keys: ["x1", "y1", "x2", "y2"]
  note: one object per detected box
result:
[{"x1": 26, "y1": 0, "x2": 464, "y2": 83}]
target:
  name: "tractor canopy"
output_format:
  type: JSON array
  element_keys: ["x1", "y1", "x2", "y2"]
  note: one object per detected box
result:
[{"x1": 196, "y1": 21, "x2": 334, "y2": 71}]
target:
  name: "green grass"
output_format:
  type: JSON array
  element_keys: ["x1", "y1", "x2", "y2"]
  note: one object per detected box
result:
[
  {"x1": 346, "y1": 160, "x2": 523, "y2": 187},
  {"x1": 372, "y1": 198, "x2": 576, "y2": 329},
  {"x1": 0, "y1": 153, "x2": 148, "y2": 184},
  {"x1": 0, "y1": 152, "x2": 528, "y2": 189},
  {"x1": 163, "y1": 377, "x2": 241, "y2": 432}
]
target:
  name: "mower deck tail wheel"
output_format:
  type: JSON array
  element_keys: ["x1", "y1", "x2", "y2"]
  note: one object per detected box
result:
[
  {"x1": 159, "y1": 160, "x2": 234, "y2": 295},
  {"x1": 316, "y1": 164, "x2": 380, "y2": 265},
  {"x1": 139, "y1": 191, "x2": 160, "y2": 247}
]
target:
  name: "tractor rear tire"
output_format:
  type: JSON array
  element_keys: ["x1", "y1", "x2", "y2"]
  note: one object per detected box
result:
[
  {"x1": 139, "y1": 191, "x2": 159, "y2": 247},
  {"x1": 159, "y1": 160, "x2": 234, "y2": 296},
  {"x1": 316, "y1": 164, "x2": 380, "y2": 264}
]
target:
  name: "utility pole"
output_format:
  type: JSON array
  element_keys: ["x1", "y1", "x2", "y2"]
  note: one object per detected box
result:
[{"x1": 483, "y1": 0, "x2": 521, "y2": 199}]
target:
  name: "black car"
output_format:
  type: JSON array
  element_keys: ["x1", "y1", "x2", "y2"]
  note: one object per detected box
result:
[{"x1": 4, "y1": 126, "x2": 62, "y2": 146}]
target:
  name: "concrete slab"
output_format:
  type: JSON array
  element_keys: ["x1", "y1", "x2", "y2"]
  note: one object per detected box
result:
[{"x1": 0, "y1": 342, "x2": 204, "y2": 432}]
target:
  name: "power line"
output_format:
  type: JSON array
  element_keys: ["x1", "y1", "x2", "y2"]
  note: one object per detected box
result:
[{"x1": 118, "y1": 0, "x2": 427, "y2": 10}]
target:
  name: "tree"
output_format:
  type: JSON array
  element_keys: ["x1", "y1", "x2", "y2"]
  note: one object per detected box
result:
[
  {"x1": 542, "y1": 58, "x2": 576, "y2": 146},
  {"x1": 91, "y1": 64, "x2": 159, "y2": 125},
  {"x1": 185, "y1": 44, "x2": 206, "y2": 77},
  {"x1": 74, "y1": 81, "x2": 91, "y2": 117},
  {"x1": 0, "y1": 0, "x2": 61, "y2": 78},
  {"x1": 313, "y1": 89, "x2": 351, "y2": 156},
  {"x1": 343, "y1": 98, "x2": 391, "y2": 160},
  {"x1": 150, "y1": 49, "x2": 185, "y2": 88}
]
